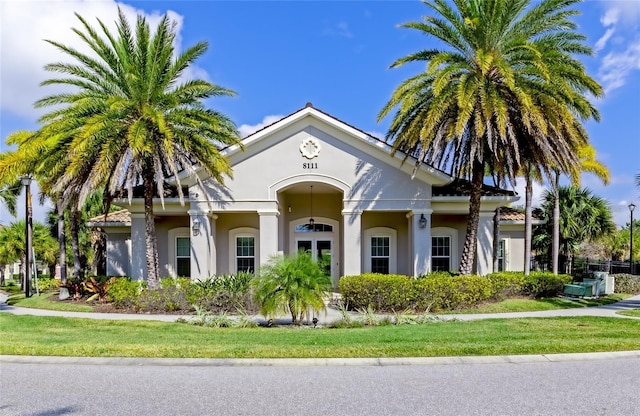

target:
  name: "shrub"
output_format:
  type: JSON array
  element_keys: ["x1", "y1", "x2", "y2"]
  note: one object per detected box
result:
[
  {"x1": 612, "y1": 274, "x2": 640, "y2": 294},
  {"x1": 188, "y1": 272, "x2": 257, "y2": 313},
  {"x1": 83, "y1": 276, "x2": 116, "y2": 302},
  {"x1": 340, "y1": 273, "x2": 493, "y2": 312},
  {"x1": 339, "y1": 274, "x2": 414, "y2": 311},
  {"x1": 107, "y1": 277, "x2": 146, "y2": 309},
  {"x1": 486, "y1": 272, "x2": 526, "y2": 300},
  {"x1": 522, "y1": 272, "x2": 572, "y2": 298},
  {"x1": 415, "y1": 274, "x2": 493, "y2": 311},
  {"x1": 61, "y1": 277, "x2": 87, "y2": 300},
  {"x1": 36, "y1": 278, "x2": 61, "y2": 292},
  {"x1": 136, "y1": 286, "x2": 191, "y2": 312}
]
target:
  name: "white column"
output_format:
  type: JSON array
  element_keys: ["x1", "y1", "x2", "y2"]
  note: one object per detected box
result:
[
  {"x1": 476, "y1": 212, "x2": 494, "y2": 276},
  {"x1": 130, "y1": 213, "x2": 146, "y2": 281},
  {"x1": 342, "y1": 210, "x2": 362, "y2": 276},
  {"x1": 258, "y1": 210, "x2": 279, "y2": 268},
  {"x1": 409, "y1": 210, "x2": 432, "y2": 277},
  {"x1": 188, "y1": 210, "x2": 215, "y2": 280}
]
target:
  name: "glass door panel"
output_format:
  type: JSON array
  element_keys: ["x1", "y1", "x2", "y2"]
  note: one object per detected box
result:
[{"x1": 317, "y1": 240, "x2": 332, "y2": 277}]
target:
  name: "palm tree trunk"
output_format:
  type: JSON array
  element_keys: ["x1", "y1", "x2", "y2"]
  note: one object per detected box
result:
[
  {"x1": 143, "y1": 172, "x2": 160, "y2": 289},
  {"x1": 57, "y1": 200, "x2": 67, "y2": 284},
  {"x1": 524, "y1": 175, "x2": 533, "y2": 276},
  {"x1": 70, "y1": 208, "x2": 82, "y2": 278},
  {"x1": 552, "y1": 172, "x2": 560, "y2": 275},
  {"x1": 459, "y1": 161, "x2": 483, "y2": 275},
  {"x1": 493, "y1": 207, "x2": 501, "y2": 272}
]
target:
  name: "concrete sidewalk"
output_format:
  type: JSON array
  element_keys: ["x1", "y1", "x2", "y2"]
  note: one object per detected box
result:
[{"x1": 1, "y1": 291, "x2": 639, "y2": 324}]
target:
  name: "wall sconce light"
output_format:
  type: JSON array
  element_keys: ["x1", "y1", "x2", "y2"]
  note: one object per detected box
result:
[
  {"x1": 419, "y1": 213, "x2": 427, "y2": 229},
  {"x1": 192, "y1": 218, "x2": 201, "y2": 236}
]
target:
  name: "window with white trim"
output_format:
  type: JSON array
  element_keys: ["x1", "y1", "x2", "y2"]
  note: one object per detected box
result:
[
  {"x1": 497, "y1": 239, "x2": 506, "y2": 272},
  {"x1": 364, "y1": 227, "x2": 397, "y2": 274},
  {"x1": 370, "y1": 236, "x2": 390, "y2": 274},
  {"x1": 176, "y1": 237, "x2": 191, "y2": 277},
  {"x1": 431, "y1": 236, "x2": 451, "y2": 272},
  {"x1": 236, "y1": 236, "x2": 255, "y2": 273}
]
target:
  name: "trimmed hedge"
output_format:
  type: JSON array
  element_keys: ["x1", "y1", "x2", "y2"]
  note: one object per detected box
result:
[
  {"x1": 340, "y1": 271, "x2": 573, "y2": 312},
  {"x1": 339, "y1": 274, "x2": 414, "y2": 311},
  {"x1": 612, "y1": 274, "x2": 640, "y2": 294}
]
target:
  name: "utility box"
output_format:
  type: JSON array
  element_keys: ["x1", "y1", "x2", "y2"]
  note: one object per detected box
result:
[
  {"x1": 563, "y1": 283, "x2": 593, "y2": 297},
  {"x1": 593, "y1": 271, "x2": 615, "y2": 295}
]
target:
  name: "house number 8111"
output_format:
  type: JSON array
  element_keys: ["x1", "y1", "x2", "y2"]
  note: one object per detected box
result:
[{"x1": 303, "y1": 163, "x2": 318, "y2": 169}]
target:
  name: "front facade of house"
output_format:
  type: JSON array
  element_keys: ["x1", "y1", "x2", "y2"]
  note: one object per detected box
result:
[{"x1": 90, "y1": 105, "x2": 525, "y2": 285}]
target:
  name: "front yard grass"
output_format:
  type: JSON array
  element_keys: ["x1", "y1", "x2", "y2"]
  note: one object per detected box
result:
[
  {"x1": 1, "y1": 314, "x2": 639, "y2": 358},
  {"x1": 451, "y1": 294, "x2": 630, "y2": 314},
  {"x1": 617, "y1": 309, "x2": 640, "y2": 318},
  {"x1": 6, "y1": 292, "x2": 95, "y2": 312}
]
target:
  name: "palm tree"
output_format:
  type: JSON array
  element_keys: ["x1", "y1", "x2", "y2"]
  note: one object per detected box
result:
[
  {"x1": 533, "y1": 186, "x2": 615, "y2": 273},
  {"x1": 547, "y1": 145, "x2": 609, "y2": 274},
  {"x1": 0, "y1": 182, "x2": 20, "y2": 218},
  {"x1": 0, "y1": 220, "x2": 58, "y2": 287},
  {"x1": 253, "y1": 251, "x2": 332, "y2": 324},
  {"x1": 30, "y1": 9, "x2": 241, "y2": 288},
  {"x1": 378, "y1": 0, "x2": 601, "y2": 275}
]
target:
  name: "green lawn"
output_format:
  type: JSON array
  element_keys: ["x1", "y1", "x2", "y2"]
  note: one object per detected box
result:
[
  {"x1": 1, "y1": 314, "x2": 639, "y2": 358},
  {"x1": 617, "y1": 309, "x2": 640, "y2": 318},
  {"x1": 452, "y1": 294, "x2": 630, "y2": 314},
  {"x1": 6, "y1": 292, "x2": 95, "y2": 312}
]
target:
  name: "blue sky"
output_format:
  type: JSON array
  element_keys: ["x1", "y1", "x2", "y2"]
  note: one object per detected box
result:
[{"x1": 1, "y1": 0, "x2": 639, "y2": 226}]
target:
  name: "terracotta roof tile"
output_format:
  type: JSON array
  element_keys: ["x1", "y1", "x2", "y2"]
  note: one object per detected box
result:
[
  {"x1": 88, "y1": 209, "x2": 131, "y2": 224},
  {"x1": 433, "y1": 180, "x2": 516, "y2": 197}
]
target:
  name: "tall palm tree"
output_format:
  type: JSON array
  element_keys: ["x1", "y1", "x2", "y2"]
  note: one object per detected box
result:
[
  {"x1": 378, "y1": 0, "x2": 601, "y2": 275},
  {"x1": 533, "y1": 186, "x2": 615, "y2": 273},
  {"x1": 31, "y1": 9, "x2": 241, "y2": 288},
  {"x1": 547, "y1": 144, "x2": 609, "y2": 274}
]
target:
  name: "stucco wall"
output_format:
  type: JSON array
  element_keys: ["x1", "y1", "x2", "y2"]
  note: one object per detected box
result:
[{"x1": 106, "y1": 233, "x2": 131, "y2": 277}]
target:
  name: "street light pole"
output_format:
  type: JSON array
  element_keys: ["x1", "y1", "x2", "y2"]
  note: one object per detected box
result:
[
  {"x1": 630, "y1": 203, "x2": 636, "y2": 275},
  {"x1": 21, "y1": 176, "x2": 33, "y2": 298}
]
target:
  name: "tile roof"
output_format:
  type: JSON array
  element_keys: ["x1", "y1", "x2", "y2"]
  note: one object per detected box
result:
[
  {"x1": 433, "y1": 180, "x2": 516, "y2": 197},
  {"x1": 87, "y1": 209, "x2": 131, "y2": 225},
  {"x1": 498, "y1": 206, "x2": 542, "y2": 222}
]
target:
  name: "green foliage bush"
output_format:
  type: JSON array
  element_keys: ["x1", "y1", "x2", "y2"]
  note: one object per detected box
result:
[
  {"x1": 107, "y1": 277, "x2": 146, "y2": 309},
  {"x1": 485, "y1": 272, "x2": 526, "y2": 300},
  {"x1": 522, "y1": 272, "x2": 572, "y2": 298},
  {"x1": 36, "y1": 278, "x2": 61, "y2": 292},
  {"x1": 341, "y1": 271, "x2": 573, "y2": 312},
  {"x1": 339, "y1": 274, "x2": 414, "y2": 311},
  {"x1": 415, "y1": 274, "x2": 493, "y2": 311},
  {"x1": 612, "y1": 274, "x2": 640, "y2": 294}
]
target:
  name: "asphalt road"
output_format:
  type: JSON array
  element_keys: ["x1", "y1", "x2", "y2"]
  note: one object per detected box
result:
[{"x1": 1, "y1": 356, "x2": 639, "y2": 416}]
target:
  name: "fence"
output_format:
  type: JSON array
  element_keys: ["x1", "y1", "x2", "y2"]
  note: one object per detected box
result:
[{"x1": 531, "y1": 256, "x2": 639, "y2": 276}]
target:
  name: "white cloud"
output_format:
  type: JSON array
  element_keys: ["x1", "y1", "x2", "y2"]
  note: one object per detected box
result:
[
  {"x1": 511, "y1": 179, "x2": 548, "y2": 209},
  {"x1": 613, "y1": 199, "x2": 639, "y2": 228},
  {"x1": 323, "y1": 21, "x2": 353, "y2": 38},
  {"x1": 0, "y1": 1, "x2": 201, "y2": 120},
  {"x1": 238, "y1": 115, "x2": 285, "y2": 138},
  {"x1": 594, "y1": 1, "x2": 640, "y2": 93},
  {"x1": 594, "y1": 27, "x2": 615, "y2": 52},
  {"x1": 598, "y1": 40, "x2": 640, "y2": 93},
  {"x1": 600, "y1": 7, "x2": 620, "y2": 27}
]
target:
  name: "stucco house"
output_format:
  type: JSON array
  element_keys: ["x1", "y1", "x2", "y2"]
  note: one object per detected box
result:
[{"x1": 89, "y1": 104, "x2": 531, "y2": 285}]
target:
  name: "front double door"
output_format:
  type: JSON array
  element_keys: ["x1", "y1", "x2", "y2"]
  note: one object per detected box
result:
[{"x1": 296, "y1": 239, "x2": 333, "y2": 278}]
